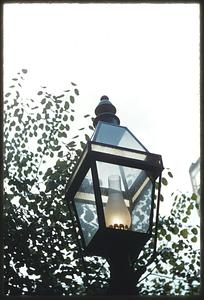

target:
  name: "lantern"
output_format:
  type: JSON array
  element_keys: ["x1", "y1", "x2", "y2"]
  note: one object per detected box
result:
[{"x1": 65, "y1": 96, "x2": 164, "y2": 294}]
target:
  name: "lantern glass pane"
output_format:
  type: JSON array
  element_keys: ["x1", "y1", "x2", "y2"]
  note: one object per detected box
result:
[
  {"x1": 74, "y1": 169, "x2": 99, "y2": 245},
  {"x1": 92, "y1": 122, "x2": 148, "y2": 152},
  {"x1": 131, "y1": 179, "x2": 153, "y2": 233},
  {"x1": 96, "y1": 161, "x2": 153, "y2": 233}
]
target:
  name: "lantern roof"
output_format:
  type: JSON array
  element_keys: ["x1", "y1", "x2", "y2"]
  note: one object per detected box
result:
[{"x1": 91, "y1": 121, "x2": 148, "y2": 153}]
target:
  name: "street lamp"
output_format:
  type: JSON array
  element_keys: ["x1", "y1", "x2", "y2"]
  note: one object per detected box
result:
[{"x1": 65, "y1": 96, "x2": 164, "y2": 295}]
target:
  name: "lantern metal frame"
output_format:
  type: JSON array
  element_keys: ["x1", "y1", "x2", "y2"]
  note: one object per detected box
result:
[
  {"x1": 65, "y1": 129, "x2": 163, "y2": 259},
  {"x1": 65, "y1": 96, "x2": 164, "y2": 295}
]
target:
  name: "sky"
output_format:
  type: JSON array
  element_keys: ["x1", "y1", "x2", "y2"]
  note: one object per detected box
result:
[{"x1": 3, "y1": 3, "x2": 200, "y2": 201}]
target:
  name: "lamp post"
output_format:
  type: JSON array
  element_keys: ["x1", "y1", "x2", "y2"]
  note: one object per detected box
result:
[{"x1": 65, "y1": 96, "x2": 164, "y2": 295}]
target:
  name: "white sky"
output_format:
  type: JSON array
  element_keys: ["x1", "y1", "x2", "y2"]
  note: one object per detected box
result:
[{"x1": 3, "y1": 3, "x2": 200, "y2": 197}]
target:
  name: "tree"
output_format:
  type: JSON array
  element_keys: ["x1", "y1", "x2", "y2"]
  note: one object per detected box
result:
[
  {"x1": 137, "y1": 182, "x2": 200, "y2": 295},
  {"x1": 3, "y1": 70, "x2": 200, "y2": 296},
  {"x1": 3, "y1": 69, "x2": 109, "y2": 295}
]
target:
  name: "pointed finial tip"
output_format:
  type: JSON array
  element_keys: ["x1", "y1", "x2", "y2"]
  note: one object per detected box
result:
[
  {"x1": 100, "y1": 95, "x2": 109, "y2": 101},
  {"x1": 93, "y1": 95, "x2": 120, "y2": 127}
]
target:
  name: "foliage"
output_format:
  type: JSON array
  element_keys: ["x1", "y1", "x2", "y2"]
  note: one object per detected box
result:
[
  {"x1": 137, "y1": 178, "x2": 200, "y2": 295},
  {"x1": 3, "y1": 70, "x2": 200, "y2": 296},
  {"x1": 3, "y1": 69, "x2": 109, "y2": 295}
]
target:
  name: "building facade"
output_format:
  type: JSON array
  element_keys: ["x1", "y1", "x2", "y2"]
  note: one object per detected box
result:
[{"x1": 189, "y1": 157, "x2": 200, "y2": 215}]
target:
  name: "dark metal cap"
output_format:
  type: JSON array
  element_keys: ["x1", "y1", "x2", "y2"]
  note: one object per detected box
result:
[{"x1": 93, "y1": 95, "x2": 120, "y2": 127}]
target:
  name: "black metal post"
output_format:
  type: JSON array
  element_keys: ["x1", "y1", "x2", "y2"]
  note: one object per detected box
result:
[{"x1": 108, "y1": 251, "x2": 139, "y2": 295}]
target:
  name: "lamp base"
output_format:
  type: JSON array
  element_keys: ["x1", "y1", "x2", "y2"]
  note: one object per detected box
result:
[{"x1": 84, "y1": 227, "x2": 150, "y2": 260}]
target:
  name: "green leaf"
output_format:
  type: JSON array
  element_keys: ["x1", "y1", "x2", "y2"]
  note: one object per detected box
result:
[
  {"x1": 58, "y1": 132, "x2": 67, "y2": 138},
  {"x1": 45, "y1": 180, "x2": 53, "y2": 193},
  {"x1": 19, "y1": 197, "x2": 27, "y2": 206},
  {"x1": 188, "y1": 203, "x2": 194, "y2": 210},
  {"x1": 172, "y1": 226, "x2": 179, "y2": 234},
  {"x1": 85, "y1": 134, "x2": 90, "y2": 141},
  {"x1": 5, "y1": 92, "x2": 11, "y2": 97},
  {"x1": 56, "y1": 94, "x2": 64, "y2": 99},
  {"x1": 70, "y1": 115, "x2": 74, "y2": 121},
  {"x1": 14, "y1": 108, "x2": 20, "y2": 116},
  {"x1": 37, "y1": 113, "x2": 41, "y2": 120},
  {"x1": 70, "y1": 96, "x2": 75, "y2": 103},
  {"x1": 55, "y1": 145, "x2": 61, "y2": 151},
  {"x1": 191, "y1": 236, "x2": 197, "y2": 243},
  {"x1": 162, "y1": 177, "x2": 168, "y2": 186},
  {"x1": 7, "y1": 152, "x2": 13, "y2": 163},
  {"x1": 41, "y1": 98, "x2": 46, "y2": 104},
  {"x1": 58, "y1": 151, "x2": 63, "y2": 158},
  {"x1": 80, "y1": 141, "x2": 86, "y2": 149},
  {"x1": 160, "y1": 228, "x2": 166, "y2": 236},
  {"x1": 159, "y1": 194, "x2": 164, "y2": 202},
  {"x1": 191, "y1": 228, "x2": 198, "y2": 235},
  {"x1": 59, "y1": 124, "x2": 64, "y2": 131},
  {"x1": 45, "y1": 101, "x2": 52, "y2": 109},
  {"x1": 64, "y1": 102, "x2": 69, "y2": 110},
  {"x1": 191, "y1": 193, "x2": 197, "y2": 200},
  {"x1": 180, "y1": 228, "x2": 188, "y2": 239},
  {"x1": 172, "y1": 242, "x2": 177, "y2": 249},
  {"x1": 177, "y1": 263, "x2": 184, "y2": 272},
  {"x1": 168, "y1": 171, "x2": 173, "y2": 178},
  {"x1": 39, "y1": 123, "x2": 44, "y2": 130},
  {"x1": 71, "y1": 82, "x2": 77, "y2": 86},
  {"x1": 63, "y1": 114, "x2": 68, "y2": 121},
  {"x1": 166, "y1": 234, "x2": 171, "y2": 241},
  {"x1": 37, "y1": 146, "x2": 42, "y2": 152},
  {"x1": 76, "y1": 149, "x2": 82, "y2": 156},
  {"x1": 37, "y1": 91, "x2": 43, "y2": 95},
  {"x1": 22, "y1": 69, "x2": 28, "y2": 74},
  {"x1": 10, "y1": 121, "x2": 15, "y2": 126},
  {"x1": 42, "y1": 132, "x2": 47, "y2": 139},
  {"x1": 60, "y1": 132, "x2": 67, "y2": 138},
  {"x1": 67, "y1": 141, "x2": 76, "y2": 147},
  {"x1": 74, "y1": 89, "x2": 79, "y2": 96}
]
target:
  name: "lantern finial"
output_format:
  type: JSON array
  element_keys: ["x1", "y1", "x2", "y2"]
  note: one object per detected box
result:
[{"x1": 93, "y1": 95, "x2": 120, "y2": 127}]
